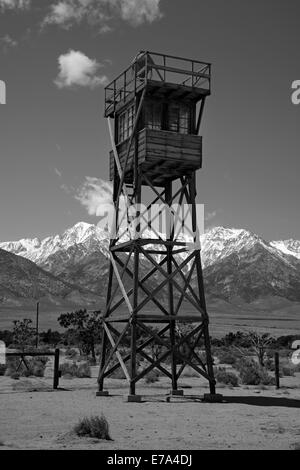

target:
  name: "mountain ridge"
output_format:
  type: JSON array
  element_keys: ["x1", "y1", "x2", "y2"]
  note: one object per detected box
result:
[{"x1": 0, "y1": 222, "x2": 300, "y2": 306}]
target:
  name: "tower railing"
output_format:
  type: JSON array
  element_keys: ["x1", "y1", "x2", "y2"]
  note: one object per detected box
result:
[{"x1": 105, "y1": 51, "x2": 211, "y2": 116}]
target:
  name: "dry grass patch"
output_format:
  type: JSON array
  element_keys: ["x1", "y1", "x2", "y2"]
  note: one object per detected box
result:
[{"x1": 73, "y1": 415, "x2": 112, "y2": 441}]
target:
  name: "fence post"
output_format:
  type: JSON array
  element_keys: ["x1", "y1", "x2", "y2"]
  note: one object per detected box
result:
[
  {"x1": 53, "y1": 349, "x2": 60, "y2": 390},
  {"x1": 274, "y1": 352, "x2": 280, "y2": 389}
]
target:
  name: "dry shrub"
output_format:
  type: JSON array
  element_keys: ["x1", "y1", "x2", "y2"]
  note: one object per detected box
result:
[
  {"x1": 214, "y1": 367, "x2": 239, "y2": 387},
  {"x1": 282, "y1": 366, "x2": 295, "y2": 377},
  {"x1": 145, "y1": 369, "x2": 160, "y2": 384},
  {"x1": 215, "y1": 347, "x2": 242, "y2": 366},
  {"x1": 74, "y1": 415, "x2": 112, "y2": 440},
  {"x1": 236, "y1": 358, "x2": 275, "y2": 386},
  {"x1": 109, "y1": 366, "x2": 126, "y2": 379},
  {"x1": 65, "y1": 348, "x2": 78, "y2": 359},
  {"x1": 60, "y1": 361, "x2": 91, "y2": 378}
]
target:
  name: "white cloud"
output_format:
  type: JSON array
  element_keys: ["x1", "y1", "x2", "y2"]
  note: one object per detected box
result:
[
  {"x1": 118, "y1": 0, "x2": 162, "y2": 26},
  {"x1": 0, "y1": 0, "x2": 30, "y2": 9},
  {"x1": 43, "y1": 1, "x2": 79, "y2": 27},
  {"x1": 76, "y1": 177, "x2": 113, "y2": 218},
  {"x1": 54, "y1": 167, "x2": 62, "y2": 178},
  {"x1": 54, "y1": 50, "x2": 108, "y2": 89},
  {"x1": 0, "y1": 35, "x2": 18, "y2": 51},
  {"x1": 205, "y1": 210, "x2": 217, "y2": 223},
  {"x1": 43, "y1": 0, "x2": 162, "y2": 30}
]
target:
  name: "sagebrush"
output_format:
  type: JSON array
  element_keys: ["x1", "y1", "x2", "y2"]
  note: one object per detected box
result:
[
  {"x1": 74, "y1": 415, "x2": 112, "y2": 440},
  {"x1": 60, "y1": 361, "x2": 91, "y2": 378}
]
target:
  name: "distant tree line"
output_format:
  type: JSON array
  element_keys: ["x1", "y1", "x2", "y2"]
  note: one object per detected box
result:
[{"x1": 0, "y1": 315, "x2": 299, "y2": 365}]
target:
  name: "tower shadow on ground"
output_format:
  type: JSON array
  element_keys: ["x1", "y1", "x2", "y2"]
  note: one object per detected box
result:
[{"x1": 223, "y1": 395, "x2": 300, "y2": 408}]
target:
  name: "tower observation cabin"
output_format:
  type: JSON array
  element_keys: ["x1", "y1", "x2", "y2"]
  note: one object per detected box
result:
[
  {"x1": 98, "y1": 52, "x2": 218, "y2": 401},
  {"x1": 105, "y1": 51, "x2": 211, "y2": 186}
]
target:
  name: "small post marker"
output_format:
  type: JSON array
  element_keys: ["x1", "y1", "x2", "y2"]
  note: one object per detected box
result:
[
  {"x1": 275, "y1": 352, "x2": 280, "y2": 389},
  {"x1": 96, "y1": 391, "x2": 110, "y2": 397},
  {"x1": 53, "y1": 349, "x2": 60, "y2": 390},
  {"x1": 126, "y1": 395, "x2": 142, "y2": 403}
]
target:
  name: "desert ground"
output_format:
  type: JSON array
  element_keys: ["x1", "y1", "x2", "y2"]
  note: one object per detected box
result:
[{"x1": 0, "y1": 364, "x2": 300, "y2": 450}]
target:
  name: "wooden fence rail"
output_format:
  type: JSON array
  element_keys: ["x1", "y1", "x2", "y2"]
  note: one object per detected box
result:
[{"x1": 5, "y1": 349, "x2": 60, "y2": 389}]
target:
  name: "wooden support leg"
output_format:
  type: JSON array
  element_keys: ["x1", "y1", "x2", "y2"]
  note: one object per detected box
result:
[
  {"x1": 97, "y1": 328, "x2": 108, "y2": 393},
  {"x1": 165, "y1": 181, "x2": 178, "y2": 393},
  {"x1": 53, "y1": 349, "x2": 60, "y2": 390}
]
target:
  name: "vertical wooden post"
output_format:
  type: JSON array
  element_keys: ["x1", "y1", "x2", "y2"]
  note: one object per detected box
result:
[
  {"x1": 53, "y1": 348, "x2": 60, "y2": 390},
  {"x1": 35, "y1": 301, "x2": 39, "y2": 349},
  {"x1": 275, "y1": 352, "x2": 280, "y2": 389},
  {"x1": 130, "y1": 173, "x2": 141, "y2": 397},
  {"x1": 189, "y1": 173, "x2": 216, "y2": 395},
  {"x1": 166, "y1": 181, "x2": 177, "y2": 392},
  {"x1": 97, "y1": 261, "x2": 114, "y2": 392}
]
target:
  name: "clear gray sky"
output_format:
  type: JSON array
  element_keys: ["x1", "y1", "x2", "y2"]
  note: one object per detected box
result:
[{"x1": 0, "y1": 0, "x2": 299, "y2": 242}]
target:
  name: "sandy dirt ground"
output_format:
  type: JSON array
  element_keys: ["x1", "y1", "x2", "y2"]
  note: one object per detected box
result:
[{"x1": 1, "y1": 370, "x2": 300, "y2": 450}]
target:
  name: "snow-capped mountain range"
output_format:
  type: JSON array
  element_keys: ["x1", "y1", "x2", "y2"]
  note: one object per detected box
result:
[
  {"x1": 270, "y1": 239, "x2": 300, "y2": 260},
  {"x1": 0, "y1": 222, "x2": 300, "y2": 306},
  {"x1": 0, "y1": 222, "x2": 110, "y2": 269}
]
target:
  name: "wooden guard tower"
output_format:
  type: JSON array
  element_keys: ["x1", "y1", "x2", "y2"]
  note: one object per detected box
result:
[{"x1": 97, "y1": 51, "x2": 217, "y2": 400}]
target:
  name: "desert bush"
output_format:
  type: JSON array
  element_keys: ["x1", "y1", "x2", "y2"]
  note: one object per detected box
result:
[
  {"x1": 60, "y1": 361, "x2": 91, "y2": 378},
  {"x1": 10, "y1": 372, "x2": 20, "y2": 380},
  {"x1": 236, "y1": 358, "x2": 260, "y2": 385},
  {"x1": 77, "y1": 355, "x2": 96, "y2": 366},
  {"x1": 265, "y1": 357, "x2": 275, "y2": 371},
  {"x1": 265, "y1": 356, "x2": 297, "y2": 377},
  {"x1": 77, "y1": 362, "x2": 91, "y2": 378},
  {"x1": 293, "y1": 363, "x2": 300, "y2": 373},
  {"x1": 282, "y1": 366, "x2": 295, "y2": 377},
  {"x1": 74, "y1": 415, "x2": 111, "y2": 440},
  {"x1": 87, "y1": 357, "x2": 97, "y2": 366},
  {"x1": 259, "y1": 369, "x2": 276, "y2": 386},
  {"x1": 145, "y1": 369, "x2": 160, "y2": 384},
  {"x1": 214, "y1": 367, "x2": 239, "y2": 387},
  {"x1": 236, "y1": 358, "x2": 275, "y2": 386},
  {"x1": 109, "y1": 367, "x2": 126, "y2": 379},
  {"x1": 65, "y1": 348, "x2": 78, "y2": 359},
  {"x1": 215, "y1": 348, "x2": 242, "y2": 366}
]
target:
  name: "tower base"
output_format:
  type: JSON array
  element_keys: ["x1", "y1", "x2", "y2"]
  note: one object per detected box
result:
[
  {"x1": 96, "y1": 391, "x2": 110, "y2": 397},
  {"x1": 202, "y1": 393, "x2": 224, "y2": 403},
  {"x1": 169, "y1": 389, "x2": 184, "y2": 396},
  {"x1": 126, "y1": 395, "x2": 143, "y2": 403}
]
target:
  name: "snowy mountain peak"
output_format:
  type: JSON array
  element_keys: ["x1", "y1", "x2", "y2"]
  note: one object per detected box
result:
[
  {"x1": 271, "y1": 239, "x2": 300, "y2": 260},
  {"x1": 0, "y1": 221, "x2": 109, "y2": 268},
  {"x1": 0, "y1": 237, "x2": 41, "y2": 256},
  {"x1": 62, "y1": 222, "x2": 96, "y2": 244},
  {"x1": 200, "y1": 226, "x2": 265, "y2": 267}
]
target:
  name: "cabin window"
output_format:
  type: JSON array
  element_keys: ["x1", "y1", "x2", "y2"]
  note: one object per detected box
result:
[
  {"x1": 118, "y1": 105, "x2": 135, "y2": 143},
  {"x1": 167, "y1": 103, "x2": 190, "y2": 134},
  {"x1": 145, "y1": 102, "x2": 162, "y2": 130}
]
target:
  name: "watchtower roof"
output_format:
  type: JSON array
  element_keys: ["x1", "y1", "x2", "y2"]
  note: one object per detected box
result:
[{"x1": 104, "y1": 51, "x2": 211, "y2": 117}]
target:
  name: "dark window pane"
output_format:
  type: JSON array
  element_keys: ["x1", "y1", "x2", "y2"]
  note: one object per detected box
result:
[
  {"x1": 168, "y1": 103, "x2": 190, "y2": 134},
  {"x1": 145, "y1": 102, "x2": 162, "y2": 130},
  {"x1": 118, "y1": 105, "x2": 135, "y2": 143}
]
